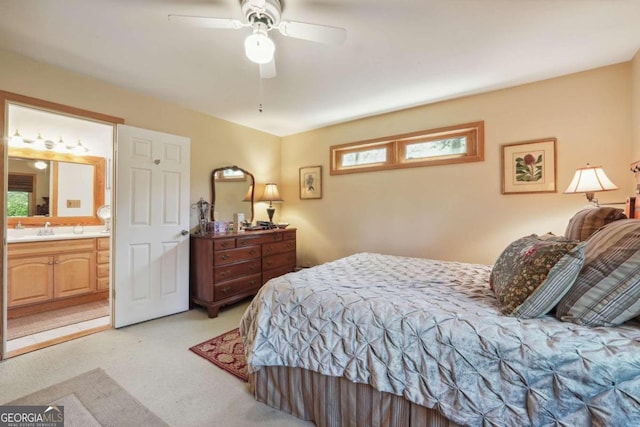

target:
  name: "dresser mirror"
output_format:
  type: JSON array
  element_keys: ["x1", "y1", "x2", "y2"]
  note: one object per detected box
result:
[
  {"x1": 7, "y1": 147, "x2": 105, "y2": 227},
  {"x1": 211, "y1": 166, "x2": 255, "y2": 222}
]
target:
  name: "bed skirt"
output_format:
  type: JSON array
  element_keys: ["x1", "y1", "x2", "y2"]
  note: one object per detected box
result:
[{"x1": 250, "y1": 366, "x2": 463, "y2": 427}]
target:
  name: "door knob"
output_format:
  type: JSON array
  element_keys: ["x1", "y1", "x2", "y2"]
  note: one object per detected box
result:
[{"x1": 181, "y1": 230, "x2": 189, "y2": 236}]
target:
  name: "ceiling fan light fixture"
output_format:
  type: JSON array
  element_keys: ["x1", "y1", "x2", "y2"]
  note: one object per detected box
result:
[{"x1": 244, "y1": 26, "x2": 275, "y2": 64}]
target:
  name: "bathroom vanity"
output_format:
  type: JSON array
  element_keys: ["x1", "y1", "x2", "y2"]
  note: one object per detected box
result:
[{"x1": 7, "y1": 234, "x2": 110, "y2": 318}]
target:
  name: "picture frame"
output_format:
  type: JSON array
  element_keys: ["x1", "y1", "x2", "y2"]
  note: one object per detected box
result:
[
  {"x1": 300, "y1": 165, "x2": 322, "y2": 199},
  {"x1": 501, "y1": 138, "x2": 557, "y2": 194}
]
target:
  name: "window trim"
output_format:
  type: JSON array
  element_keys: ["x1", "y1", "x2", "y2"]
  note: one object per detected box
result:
[{"x1": 330, "y1": 121, "x2": 484, "y2": 175}]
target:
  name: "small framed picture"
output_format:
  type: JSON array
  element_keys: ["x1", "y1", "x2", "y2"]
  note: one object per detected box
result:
[
  {"x1": 501, "y1": 138, "x2": 557, "y2": 194},
  {"x1": 299, "y1": 165, "x2": 322, "y2": 199}
]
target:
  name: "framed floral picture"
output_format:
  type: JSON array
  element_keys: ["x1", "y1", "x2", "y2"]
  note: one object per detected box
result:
[
  {"x1": 300, "y1": 165, "x2": 322, "y2": 199},
  {"x1": 501, "y1": 138, "x2": 557, "y2": 194}
]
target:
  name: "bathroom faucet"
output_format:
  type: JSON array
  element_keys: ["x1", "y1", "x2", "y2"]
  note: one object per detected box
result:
[{"x1": 38, "y1": 221, "x2": 54, "y2": 236}]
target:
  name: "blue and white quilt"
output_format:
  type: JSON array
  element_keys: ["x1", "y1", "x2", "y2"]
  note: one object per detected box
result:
[{"x1": 240, "y1": 253, "x2": 640, "y2": 426}]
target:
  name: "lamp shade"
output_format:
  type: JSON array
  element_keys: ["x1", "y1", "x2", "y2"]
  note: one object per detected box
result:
[
  {"x1": 564, "y1": 165, "x2": 618, "y2": 194},
  {"x1": 260, "y1": 183, "x2": 283, "y2": 203}
]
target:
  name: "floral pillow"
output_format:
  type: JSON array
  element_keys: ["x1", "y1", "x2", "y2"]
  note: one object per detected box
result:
[{"x1": 490, "y1": 234, "x2": 585, "y2": 318}]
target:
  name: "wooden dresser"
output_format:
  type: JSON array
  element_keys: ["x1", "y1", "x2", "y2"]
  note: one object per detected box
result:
[{"x1": 190, "y1": 228, "x2": 296, "y2": 318}]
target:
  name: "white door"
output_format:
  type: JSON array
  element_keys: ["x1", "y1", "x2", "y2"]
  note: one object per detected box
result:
[{"x1": 114, "y1": 125, "x2": 190, "y2": 328}]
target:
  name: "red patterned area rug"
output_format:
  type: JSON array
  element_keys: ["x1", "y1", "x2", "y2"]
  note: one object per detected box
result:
[{"x1": 190, "y1": 328, "x2": 248, "y2": 382}]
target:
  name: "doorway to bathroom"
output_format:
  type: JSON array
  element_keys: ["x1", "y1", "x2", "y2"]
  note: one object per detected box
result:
[{"x1": 2, "y1": 92, "x2": 122, "y2": 358}]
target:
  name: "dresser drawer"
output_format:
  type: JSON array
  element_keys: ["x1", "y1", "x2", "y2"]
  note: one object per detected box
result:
[
  {"x1": 214, "y1": 246, "x2": 261, "y2": 266},
  {"x1": 214, "y1": 273, "x2": 261, "y2": 301},
  {"x1": 282, "y1": 230, "x2": 296, "y2": 241},
  {"x1": 237, "y1": 232, "x2": 282, "y2": 247},
  {"x1": 214, "y1": 259, "x2": 261, "y2": 282},
  {"x1": 214, "y1": 238, "x2": 236, "y2": 251},
  {"x1": 263, "y1": 264, "x2": 295, "y2": 283},
  {"x1": 263, "y1": 240, "x2": 296, "y2": 256},
  {"x1": 263, "y1": 251, "x2": 296, "y2": 271}
]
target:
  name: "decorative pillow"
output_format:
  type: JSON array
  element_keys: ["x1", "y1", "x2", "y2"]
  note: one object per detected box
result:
[
  {"x1": 490, "y1": 235, "x2": 584, "y2": 318},
  {"x1": 556, "y1": 219, "x2": 640, "y2": 327},
  {"x1": 564, "y1": 207, "x2": 627, "y2": 242}
]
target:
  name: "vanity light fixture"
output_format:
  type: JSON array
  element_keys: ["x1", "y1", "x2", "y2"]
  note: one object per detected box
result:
[
  {"x1": 259, "y1": 183, "x2": 283, "y2": 225},
  {"x1": 8, "y1": 130, "x2": 90, "y2": 155},
  {"x1": 564, "y1": 163, "x2": 618, "y2": 206},
  {"x1": 73, "y1": 140, "x2": 89, "y2": 156},
  {"x1": 54, "y1": 137, "x2": 67, "y2": 153},
  {"x1": 9, "y1": 129, "x2": 24, "y2": 148}
]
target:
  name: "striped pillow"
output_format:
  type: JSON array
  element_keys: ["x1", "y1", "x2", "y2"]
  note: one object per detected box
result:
[
  {"x1": 556, "y1": 219, "x2": 640, "y2": 326},
  {"x1": 491, "y1": 235, "x2": 584, "y2": 318},
  {"x1": 564, "y1": 207, "x2": 626, "y2": 241}
]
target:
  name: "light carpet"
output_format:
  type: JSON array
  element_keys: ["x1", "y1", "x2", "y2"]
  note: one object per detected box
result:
[{"x1": 7, "y1": 368, "x2": 168, "y2": 426}]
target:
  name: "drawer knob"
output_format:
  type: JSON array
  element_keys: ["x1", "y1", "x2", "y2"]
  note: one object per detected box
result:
[
  {"x1": 249, "y1": 249, "x2": 257, "y2": 255},
  {"x1": 221, "y1": 286, "x2": 231, "y2": 293},
  {"x1": 220, "y1": 254, "x2": 230, "y2": 261},
  {"x1": 249, "y1": 280, "x2": 257, "y2": 286},
  {"x1": 220, "y1": 271, "x2": 230, "y2": 277}
]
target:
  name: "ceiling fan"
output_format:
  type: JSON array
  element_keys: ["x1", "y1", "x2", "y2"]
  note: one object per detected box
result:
[{"x1": 168, "y1": 0, "x2": 347, "y2": 79}]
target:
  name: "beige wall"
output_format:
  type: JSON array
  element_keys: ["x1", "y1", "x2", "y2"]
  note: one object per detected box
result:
[
  {"x1": 2, "y1": 49, "x2": 636, "y2": 266},
  {"x1": 632, "y1": 49, "x2": 640, "y2": 162},
  {"x1": 0, "y1": 49, "x2": 281, "y2": 227},
  {"x1": 282, "y1": 63, "x2": 634, "y2": 266}
]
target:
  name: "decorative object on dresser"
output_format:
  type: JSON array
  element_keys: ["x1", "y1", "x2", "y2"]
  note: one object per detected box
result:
[
  {"x1": 564, "y1": 163, "x2": 618, "y2": 206},
  {"x1": 299, "y1": 165, "x2": 322, "y2": 199},
  {"x1": 259, "y1": 183, "x2": 283, "y2": 226},
  {"x1": 501, "y1": 137, "x2": 556, "y2": 194},
  {"x1": 190, "y1": 228, "x2": 296, "y2": 318}
]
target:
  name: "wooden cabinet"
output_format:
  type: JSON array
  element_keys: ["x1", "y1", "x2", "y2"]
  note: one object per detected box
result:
[
  {"x1": 96, "y1": 237, "x2": 110, "y2": 291},
  {"x1": 7, "y1": 238, "x2": 107, "y2": 318},
  {"x1": 190, "y1": 228, "x2": 296, "y2": 318}
]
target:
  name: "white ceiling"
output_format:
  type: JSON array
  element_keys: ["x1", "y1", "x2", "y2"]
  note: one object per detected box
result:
[{"x1": 1, "y1": 0, "x2": 639, "y2": 137}]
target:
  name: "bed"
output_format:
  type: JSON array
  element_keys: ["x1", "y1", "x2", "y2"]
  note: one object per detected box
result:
[{"x1": 239, "y1": 214, "x2": 640, "y2": 427}]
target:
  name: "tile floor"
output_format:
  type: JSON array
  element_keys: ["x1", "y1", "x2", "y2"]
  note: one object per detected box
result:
[{"x1": 6, "y1": 316, "x2": 111, "y2": 354}]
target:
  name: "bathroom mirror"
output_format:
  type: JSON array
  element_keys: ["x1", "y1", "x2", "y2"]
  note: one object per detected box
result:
[
  {"x1": 7, "y1": 147, "x2": 105, "y2": 227},
  {"x1": 211, "y1": 166, "x2": 255, "y2": 222}
]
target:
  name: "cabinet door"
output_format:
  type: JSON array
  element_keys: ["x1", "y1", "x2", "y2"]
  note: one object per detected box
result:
[
  {"x1": 7, "y1": 256, "x2": 54, "y2": 307},
  {"x1": 54, "y1": 251, "x2": 96, "y2": 298}
]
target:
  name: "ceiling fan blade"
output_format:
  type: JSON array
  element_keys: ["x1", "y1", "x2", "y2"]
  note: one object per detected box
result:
[
  {"x1": 260, "y1": 59, "x2": 276, "y2": 79},
  {"x1": 278, "y1": 20, "x2": 346, "y2": 45},
  {"x1": 168, "y1": 14, "x2": 245, "y2": 30}
]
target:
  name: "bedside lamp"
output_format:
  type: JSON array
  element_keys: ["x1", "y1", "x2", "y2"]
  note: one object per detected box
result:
[
  {"x1": 564, "y1": 163, "x2": 618, "y2": 206},
  {"x1": 259, "y1": 183, "x2": 283, "y2": 225}
]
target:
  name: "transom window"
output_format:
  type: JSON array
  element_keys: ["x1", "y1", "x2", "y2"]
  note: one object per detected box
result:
[{"x1": 330, "y1": 121, "x2": 484, "y2": 175}]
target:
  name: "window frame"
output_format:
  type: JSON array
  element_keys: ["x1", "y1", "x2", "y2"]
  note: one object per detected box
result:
[{"x1": 330, "y1": 121, "x2": 484, "y2": 175}]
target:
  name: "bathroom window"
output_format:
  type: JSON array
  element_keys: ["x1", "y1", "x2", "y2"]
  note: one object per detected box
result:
[{"x1": 7, "y1": 173, "x2": 35, "y2": 216}]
